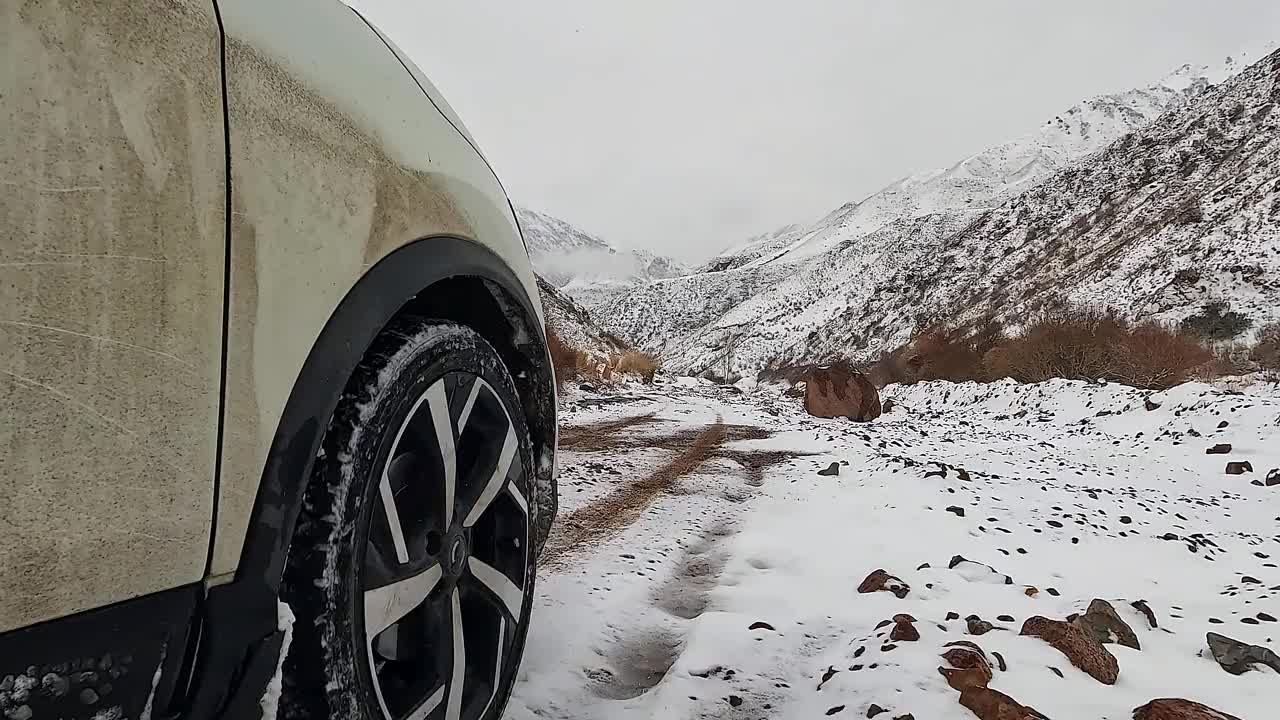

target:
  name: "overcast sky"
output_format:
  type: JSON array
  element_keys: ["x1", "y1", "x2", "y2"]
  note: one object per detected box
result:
[{"x1": 353, "y1": 0, "x2": 1279, "y2": 262}]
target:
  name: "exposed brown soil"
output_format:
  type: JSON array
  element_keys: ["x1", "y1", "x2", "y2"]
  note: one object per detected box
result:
[
  {"x1": 543, "y1": 418, "x2": 804, "y2": 568},
  {"x1": 558, "y1": 412, "x2": 662, "y2": 451}
]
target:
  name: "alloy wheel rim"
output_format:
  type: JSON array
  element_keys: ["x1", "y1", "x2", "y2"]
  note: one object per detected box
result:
[{"x1": 360, "y1": 373, "x2": 529, "y2": 720}]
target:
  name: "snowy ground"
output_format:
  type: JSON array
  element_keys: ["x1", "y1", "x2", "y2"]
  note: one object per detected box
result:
[{"x1": 505, "y1": 377, "x2": 1280, "y2": 720}]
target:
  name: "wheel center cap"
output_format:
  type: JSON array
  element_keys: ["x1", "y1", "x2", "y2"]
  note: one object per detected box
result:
[{"x1": 449, "y1": 536, "x2": 467, "y2": 571}]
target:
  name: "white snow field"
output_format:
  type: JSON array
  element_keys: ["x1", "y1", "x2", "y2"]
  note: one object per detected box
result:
[{"x1": 506, "y1": 378, "x2": 1280, "y2": 720}]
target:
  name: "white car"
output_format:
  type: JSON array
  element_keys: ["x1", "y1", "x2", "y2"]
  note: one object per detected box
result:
[{"x1": 0, "y1": 2, "x2": 558, "y2": 719}]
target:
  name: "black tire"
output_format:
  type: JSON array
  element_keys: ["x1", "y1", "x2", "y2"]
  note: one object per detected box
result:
[{"x1": 281, "y1": 319, "x2": 537, "y2": 720}]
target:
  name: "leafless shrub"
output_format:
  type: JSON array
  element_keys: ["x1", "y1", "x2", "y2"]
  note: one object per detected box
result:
[{"x1": 1250, "y1": 322, "x2": 1280, "y2": 371}]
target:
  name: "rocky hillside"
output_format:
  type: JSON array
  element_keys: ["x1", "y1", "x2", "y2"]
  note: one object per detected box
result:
[
  {"x1": 584, "y1": 47, "x2": 1279, "y2": 379},
  {"x1": 536, "y1": 274, "x2": 628, "y2": 358},
  {"x1": 517, "y1": 207, "x2": 685, "y2": 288}
]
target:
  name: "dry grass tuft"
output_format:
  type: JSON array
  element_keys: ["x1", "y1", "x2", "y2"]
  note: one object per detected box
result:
[
  {"x1": 616, "y1": 351, "x2": 661, "y2": 383},
  {"x1": 545, "y1": 324, "x2": 660, "y2": 392}
]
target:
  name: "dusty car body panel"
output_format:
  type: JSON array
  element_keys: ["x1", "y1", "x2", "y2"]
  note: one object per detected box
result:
[
  {"x1": 0, "y1": 0, "x2": 224, "y2": 633},
  {"x1": 211, "y1": 0, "x2": 543, "y2": 576}
]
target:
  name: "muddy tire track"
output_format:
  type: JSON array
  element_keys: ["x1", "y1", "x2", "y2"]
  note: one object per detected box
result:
[
  {"x1": 558, "y1": 412, "x2": 662, "y2": 451},
  {"x1": 543, "y1": 418, "x2": 801, "y2": 570},
  {"x1": 542, "y1": 420, "x2": 729, "y2": 568}
]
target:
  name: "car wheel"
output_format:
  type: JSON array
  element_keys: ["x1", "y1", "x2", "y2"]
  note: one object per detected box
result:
[{"x1": 281, "y1": 318, "x2": 536, "y2": 720}]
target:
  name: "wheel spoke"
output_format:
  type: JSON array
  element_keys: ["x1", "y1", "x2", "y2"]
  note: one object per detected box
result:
[
  {"x1": 364, "y1": 564, "x2": 443, "y2": 639},
  {"x1": 405, "y1": 684, "x2": 446, "y2": 720},
  {"x1": 445, "y1": 589, "x2": 466, "y2": 720},
  {"x1": 507, "y1": 482, "x2": 528, "y2": 516},
  {"x1": 462, "y1": 426, "x2": 517, "y2": 528},
  {"x1": 457, "y1": 378, "x2": 483, "y2": 433},
  {"x1": 467, "y1": 557, "x2": 523, "y2": 620},
  {"x1": 379, "y1": 470, "x2": 410, "y2": 565},
  {"x1": 426, "y1": 381, "x2": 457, "y2": 528},
  {"x1": 477, "y1": 617, "x2": 505, "y2": 718}
]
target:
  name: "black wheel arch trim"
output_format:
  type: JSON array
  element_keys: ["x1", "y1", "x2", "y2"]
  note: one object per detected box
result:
[{"x1": 185, "y1": 234, "x2": 556, "y2": 719}]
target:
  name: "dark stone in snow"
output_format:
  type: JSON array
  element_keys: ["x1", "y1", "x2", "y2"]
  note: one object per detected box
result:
[
  {"x1": 1206, "y1": 443, "x2": 1233, "y2": 454},
  {"x1": 917, "y1": 562, "x2": 931, "y2": 570},
  {"x1": 946, "y1": 506, "x2": 966, "y2": 517},
  {"x1": 1049, "y1": 666, "x2": 1064, "y2": 678},
  {"x1": 867, "y1": 705, "x2": 887, "y2": 718},
  {"x1": 1071, "y1": 598, "x2": 1140, "y2": 650},
  {"x1": 826, "y1": 706, "x2": 845, "y2": 716},
  {"x1": 749, "y1": 621, "x2": 775, "y2": 631},
  {"x1": 1265, "y1": 468, "x2": 1280, "y2": 486},
  {"x1": 946, "y1": 612, "x2": 961, "y2": 621},
  {"x1": 1131, "y1": 599, "x2": 1158, "y2": 629},
  {"x1": 1144, "y1": 397, "x2": 1161, "y2": 411},
  {"x1": 997, "y1": 615, "x2": 1015, "y2": 622},
  {"x1": 1257, "y1": 612, "x2": 1277, "y2": 622},
  {"x1": 1225, "y1": 461, "x2": 1253, "y2": 475},
  {"x1": 1206, "y1": 632, "x2": 1280, "y2": 675},
  {"x1": 818, "y1": 462, "x2": 840, "y2": 476},
  {"x1": 991, "y1": 651, "x2": 1007, "y2": 671},
  {"x1": 875, "y1": 620, "x2": 892, "y2": 630},
  {"x1": 728, "y1": 695, "x2": 743, "y2": 707}
]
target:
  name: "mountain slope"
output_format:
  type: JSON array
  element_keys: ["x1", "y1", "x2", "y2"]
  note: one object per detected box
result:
[
  {"x1": 590, "y1": 47, "x2": 1279, "y2": 378},
  {"x1": 517, "y1": 207, "x2": 684, "y2": 288},
  {"x1": 536, "y1": 274, "x2": 628, "y2": 358}
]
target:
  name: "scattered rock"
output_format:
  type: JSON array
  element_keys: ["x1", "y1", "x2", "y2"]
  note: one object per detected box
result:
[
  {"x1": 858, "y1": 569, "x2": 910, "y2": 599},
  {"x1": 991, "y1": 651, "x2": 1007, "y2": 672},
  {"x1": 882, "y1": 398, "x2": 895, "y2": 414},
  {"x1": 1144, "y1": 397, "x2": 1161, "y2": 411},
  {"x1": 939, "y1": 646, "x2": 992, "y2": 691},
  {"x1": 946, "y1": 612, "x2": 960, "y2": 621},
  {"x1": 1225, "y1": 461, "x2": 1253, "y2": 475},
  {"x1": 958, "y1": 687, "x2": 1049, "y2": 720},
  {"x1": 948, "y1": 556, "x2": 1013, "y2": 584},
  {"x1": 867, "y1": 705, "x2": 887, "y2": 718},
  {"x1": 966, "y1": 616, "x2": 995, "y2": 636},
  {"x1": 1048, "y1": 666, "x2": 1064, "y2": 678},
  {"x1": 996, "y1": 615, "x2": 1015, "y2": 623},
  {"x1": 1206, "y1": 443, "x2": 1232, "y2": 454},
  {"x1": 727, "y1": 695, "x2": 743, "y2": 707},
  {"x1": 890, "y1": 617, "x2": 920, "y2": 642},
  {"x1": 818, "y1": 462, "x2": 840, "y2": 476},
  {"x1": 946, "y1": 506, "x2": 966, "y2": 517},
  {"x1": 803, "y1": 364, "x2": 882, "y2": 422},
  {"x1": 1217, "y1": 420, "x2": 1230, "y2": 428},
  {"x1": 1205, "y1": 632, "x2": 1280, "y2": 675},
  {"x1": 1131, "y1": 600, "x2": 1158, "y2": 629},
  {"x1": 826, "y1": 706, "x2": 845, "y2": 716},
  {"x1": 1020, "y1": 616, "x2": 1119, "y2": 685},
  {"x1": 749, "y1": 621, "x2": 775, "y2": 631},
  {"x1": 1133, "y1": 698, "x2": 1243, "y2": 720},
  {"x1": 1265, "y1": 468, "x2": 1279, "y2": 486},
  {"x1": 1070, "y1": 598, "x2": 1140, "y2": 650},
  {"x1": 1024, "y1": 587, "x2": 1039, "y2": 597}
]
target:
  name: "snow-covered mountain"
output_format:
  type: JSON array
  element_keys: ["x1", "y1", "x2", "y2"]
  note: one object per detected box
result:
[
  {"x1": 517, "y1": 207, "x2": 685, "y2": 288},
  {"x1": 587, "y1": 46, "x2": 1280, "y2": 379},
  {"x1": 536, "y1": 274, "x2": 628, "y2": 358}
]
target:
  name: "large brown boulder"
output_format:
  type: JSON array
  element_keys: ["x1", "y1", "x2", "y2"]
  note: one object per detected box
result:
[
  {"x1": 939, "y1": 646, "x2": 993, "y2": 691},
  {"x1": 804, "y1": 364, "x2": 882, "y2": 421},
  {"x1": 1133, "y1": 699, "x2": 1243, "y2": 720},
  {"x1": 1070, "y1": 598, "x2": 1140, "y2": 650},
  {"x1": 958, "y1": 687, "x2": 1049, "y2": 720},
  {"x1": 1020, "y1": 616, "x2": 1119, "y2": 685}
]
